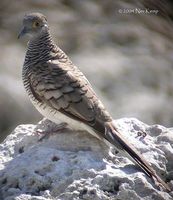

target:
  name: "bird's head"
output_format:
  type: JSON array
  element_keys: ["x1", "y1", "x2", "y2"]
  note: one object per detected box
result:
[{"x1": 18, "y1": 12, "x2": 48, "y2": 39}]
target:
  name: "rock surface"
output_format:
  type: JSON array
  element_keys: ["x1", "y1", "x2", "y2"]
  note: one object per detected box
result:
[{"x1": 0, "y1": 118, "x2": 173, "y2": 200}]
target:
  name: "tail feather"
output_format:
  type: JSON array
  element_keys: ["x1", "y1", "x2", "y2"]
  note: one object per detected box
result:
[{"x1": 104, "y1": 122, "x2": 171, "y2": 192}]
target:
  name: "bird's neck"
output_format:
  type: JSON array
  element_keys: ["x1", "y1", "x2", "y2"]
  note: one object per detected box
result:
[{"x1": 24, "y1": 29, "x2": 67, "y2": 66}]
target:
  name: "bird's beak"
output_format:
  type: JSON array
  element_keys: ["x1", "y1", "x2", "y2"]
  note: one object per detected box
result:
[{"x1": 18, "y1": 26, "x2": 27, "y2": 39}]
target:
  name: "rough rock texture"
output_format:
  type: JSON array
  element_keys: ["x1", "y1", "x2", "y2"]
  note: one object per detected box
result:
[{"x1": 0, "y1": 118, "x2": 173, "y2": 200}]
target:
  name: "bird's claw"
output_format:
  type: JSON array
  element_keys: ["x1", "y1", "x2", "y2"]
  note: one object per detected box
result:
[{"x1": 33, "y1": 122, "x2": 68, "y2": 141}]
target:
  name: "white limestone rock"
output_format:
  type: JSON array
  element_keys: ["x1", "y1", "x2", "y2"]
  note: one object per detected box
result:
[{"x1": 0, "y1": 118, "x2": 173, "y2": 200}]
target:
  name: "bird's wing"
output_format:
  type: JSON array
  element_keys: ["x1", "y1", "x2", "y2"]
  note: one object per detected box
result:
[{"x1": 29, "y1": 60, "x2": 111, "y2": 133}]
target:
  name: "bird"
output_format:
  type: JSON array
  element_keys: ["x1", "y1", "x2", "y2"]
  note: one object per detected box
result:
[{"x1": 18, "y1": 12, "x2": 170, "y2": 192}]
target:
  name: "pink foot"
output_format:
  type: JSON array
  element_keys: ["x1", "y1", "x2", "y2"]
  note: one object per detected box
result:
[{"x1": 33, "y1": 119, "x2": 68, "y2": 141}]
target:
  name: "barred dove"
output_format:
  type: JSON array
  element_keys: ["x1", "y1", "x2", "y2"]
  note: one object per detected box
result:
[{"x1": 18, "y1": 12, "x2": 170, "y2": 192}]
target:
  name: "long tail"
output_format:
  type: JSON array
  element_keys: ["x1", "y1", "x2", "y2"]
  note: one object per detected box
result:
[{"x1": 104, "y1": 122, "x2": 171, "y2": 192}]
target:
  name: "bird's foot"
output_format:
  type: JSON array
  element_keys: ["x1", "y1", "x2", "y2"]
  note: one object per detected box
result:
[
  {"x1": 34, "y1": 118, "x2": 68, "y2": 141},
  {"x1": 37, "y1": 123, "x2": 67, "y2": 141}
]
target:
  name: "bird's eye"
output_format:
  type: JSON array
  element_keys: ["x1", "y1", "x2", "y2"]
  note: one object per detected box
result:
[{"x1": 33, "y1": 21, "x2": 39, "y2": 28}]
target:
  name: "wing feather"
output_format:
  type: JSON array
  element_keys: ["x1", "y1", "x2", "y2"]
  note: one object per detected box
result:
[{"x1": 29, "y1": 60, "x2": 112, "y2": 128}]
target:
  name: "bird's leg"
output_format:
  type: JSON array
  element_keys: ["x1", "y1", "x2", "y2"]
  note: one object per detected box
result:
[
  {"x1": 33, "y1": 118, "x2": 68, "y2": 141},
  {"x1": 37, "y1": 122, "x2": 67, "y2": 141}
]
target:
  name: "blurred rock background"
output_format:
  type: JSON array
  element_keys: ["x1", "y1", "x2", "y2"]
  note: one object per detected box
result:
[{"x1": 0, "y1": 0, "x2": 173, "y2": 142}]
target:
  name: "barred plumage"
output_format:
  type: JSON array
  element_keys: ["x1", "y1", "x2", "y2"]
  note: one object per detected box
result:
[{"x1": 19, "y1": 12, "x2": 170, "y2": 192}]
